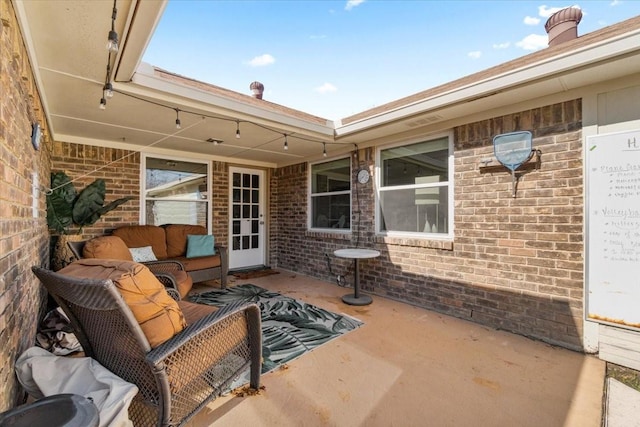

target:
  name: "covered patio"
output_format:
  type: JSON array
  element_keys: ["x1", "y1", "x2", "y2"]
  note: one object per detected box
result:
[
  {"x1": 186, "y1": 271, "x2": 604, "y2": 427},
  {"x1": 3, "y1": 0, "x2": 640, "y2": 424}
]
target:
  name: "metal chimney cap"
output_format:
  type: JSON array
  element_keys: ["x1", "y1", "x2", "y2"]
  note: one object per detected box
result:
[
  {"x1": 250, "y1": 81, "x2": 265, "y2": 99},
  {"x1": 544, "y1": 6, "x2": 583, "y2": 32},
  {"x1": 545, "y1": 6, "x2": 583, "y2": 47}
]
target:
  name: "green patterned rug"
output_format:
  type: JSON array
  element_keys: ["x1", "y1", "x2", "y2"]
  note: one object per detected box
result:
[{"x1": 188, "y1": 283, "x2": 363, "y2": 384}]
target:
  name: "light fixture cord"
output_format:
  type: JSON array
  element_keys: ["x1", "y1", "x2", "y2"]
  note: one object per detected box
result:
[
  {"x1": 46, "y1": 117, "x2": 205, "y2": 194},
  {"x1": 111, "y1": 0, "x2": 117, "y2": 31}
]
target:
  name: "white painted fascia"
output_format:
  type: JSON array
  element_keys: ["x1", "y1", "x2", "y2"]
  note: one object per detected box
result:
[
  {"x1": 128, "y1": 63, "x2": 336, "y2": 138},
  {"x1": 336, "y1": 29, "x2": 640, "y2": 137},
  {"x1": 115, "y1": 0, "x2": 168, "y2": 81}
]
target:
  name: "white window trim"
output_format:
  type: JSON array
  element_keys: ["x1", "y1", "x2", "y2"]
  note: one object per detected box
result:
[
  {"x1": 140, "y1": 153, "x2": 212, "y2": 232},
  {"x1": 308, "y1": 156, "x2": 352, "y2": 233},
  {"x1": 375, "y1": 131, "x2": 454, "y2": 240}
]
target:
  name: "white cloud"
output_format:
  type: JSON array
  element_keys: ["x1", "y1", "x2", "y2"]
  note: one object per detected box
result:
[
  {"x1": 315, "y1": 83, "x2": 337, "y2": 94},
  {"x1": 524, "y1": 16, "x2": 540, "y2": 25},
  {"x1": 516, "y1": 34, "x2": 548, "y2": 50},
  {"x1": 345, "y1": 0, "x2": 365, "y2": 11},
  {"x1": 610, "y1": 0, "x2": 620, "y2": 5},
  {"x1": 247, "y1": 54, "x2": 275, "y2": 67},
  {"x1": 493, "y1": 42, "x2": 510, "y2": 49},
  {"x1": 468, "y1": 51, "x2": 482, "y2": 59},
  {"x1": 538, "y1": 5, "x2": 565, "y2": 18}
]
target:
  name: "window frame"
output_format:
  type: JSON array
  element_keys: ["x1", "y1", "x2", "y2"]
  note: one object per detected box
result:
[
  {"x1": 375, "y1": 131, "x2": 454, "y2": 239},
  {"x1": 141, "y1": 153, "x2": 211, "y2": 231},
  {"x1": 308, "y1": 156, "x2": 352, "y2": 232}
]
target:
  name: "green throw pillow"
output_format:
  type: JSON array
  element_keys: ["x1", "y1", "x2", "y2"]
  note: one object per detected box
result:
[{"x1": 186, "y1": 234, "x2": 215, "y2": 258}]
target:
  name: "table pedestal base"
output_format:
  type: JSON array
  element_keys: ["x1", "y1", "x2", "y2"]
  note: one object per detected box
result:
[
  {"x1": 342, "y1": 293, "x2": 372, "y2": 306},
  {"x1": 333, "y1": 248, "x2": 380, "y2": 307}
]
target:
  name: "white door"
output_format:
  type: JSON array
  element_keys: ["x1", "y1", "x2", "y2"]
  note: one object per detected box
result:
[{"x1": 228, "y1": 167, "x2": 266, "y2": 270}]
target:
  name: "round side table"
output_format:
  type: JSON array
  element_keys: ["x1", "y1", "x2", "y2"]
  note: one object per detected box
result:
[{"x1": 334, "y1": 248, "x2": 380, "y2": 306}]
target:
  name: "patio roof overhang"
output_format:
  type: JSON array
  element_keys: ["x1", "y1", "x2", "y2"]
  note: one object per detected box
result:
[{"x1": 13, "y1": 1, "x2": 640, "y2": 168}]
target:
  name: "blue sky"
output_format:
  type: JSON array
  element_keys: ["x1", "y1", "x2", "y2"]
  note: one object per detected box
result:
[{"x1": 143, "y1": 1, "x2": 640, "y2": 121}]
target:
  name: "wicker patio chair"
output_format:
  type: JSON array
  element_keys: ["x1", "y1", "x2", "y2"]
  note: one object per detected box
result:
[
  {"x1": 32, "y1": 266, "x2": 262, "y2": 427},
  {"x1": 67, "y1": 239, "x2": 189, "y2": 297}
]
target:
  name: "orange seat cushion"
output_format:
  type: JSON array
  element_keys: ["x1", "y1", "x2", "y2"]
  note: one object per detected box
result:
[
  {"x1": 173, "y1": 255, "x2": 221, "y2": 272},
  {"x1": 172, "y1": 270, "x2": 193, "y2": 299},
  {"x1": 60, "y1": 259, "x2": 186, "y2": 348},
  {"x1": 82, "y1": 236, "x2": 133, "y2": 261},
  {"x1": 164, "y1": 224, "x2": 207, "y2": 258},
  {"x1": 113, "y1": 226, "x2": 168, "y2": 259}
]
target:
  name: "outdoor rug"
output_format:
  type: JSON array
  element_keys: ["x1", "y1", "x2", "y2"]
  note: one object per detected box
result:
[{"x1": 188, "y1": 283, "x2": 363, "y2": 386}]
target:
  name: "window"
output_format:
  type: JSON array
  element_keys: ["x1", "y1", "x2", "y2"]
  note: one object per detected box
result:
[
  {"x1": 377, "y1": 134, "x2": 452, "y2": 236},
  {"x1": 143, "y1": 156, "x2": 210, "y2": 228},
  {"x1": 310, "y1": 158, "x2": 351, "y2": 230}
]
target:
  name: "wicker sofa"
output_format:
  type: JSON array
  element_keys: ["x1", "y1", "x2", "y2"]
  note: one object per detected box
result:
[{"x1": 79, "y1": 224, "x2": 228, "y2": 292}]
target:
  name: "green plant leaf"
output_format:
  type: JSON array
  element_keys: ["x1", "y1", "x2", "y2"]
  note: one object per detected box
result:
[
  {"x1": 71, "y1": 180, "x2": 133, "y2": 227},
  {"x1": 46, "y1": 172, "x2": 132, "y2": 234},
  {"x1": 46, "y1": 172, "x2": 77, "y2": 234},
  {"x1": 72, "y1": 179, "x2": 107, "y2": 226}
]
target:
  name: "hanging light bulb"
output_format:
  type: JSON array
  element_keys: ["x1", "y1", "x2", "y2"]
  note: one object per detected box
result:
[
  {"x1": 107, "y1": 30, "x2": 119, "y2": 52},
  {"x1": 236, "y1": 121, "x2": 241, "y2": 139},
  {"x1": 106, "y1": 2, "x2": 119, "y2": 52},
  {"x1": 104, "y1": 82, "x2": 114, "y2": 98},
  {"x1": 99, "y1": 97, "x2": 107, "y2": 110},
  {"x1": 175, "y1": 109, "x2": 181, "y2": 129},
  {"x1": 283, "y1": 134, "x2": 288, "y2": 151},
  {"x1": 323, "y1": 143, "x2": 327, "y2": 157}
]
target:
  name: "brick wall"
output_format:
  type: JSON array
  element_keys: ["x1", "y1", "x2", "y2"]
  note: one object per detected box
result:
[
  {"x1": 0, "y1": 0, "x2": 51, "y2": 409},
  {"x1": 273, "y1": 100, "x2": 585, "y2": 350},
  {"x1": 50, "y1": 142, "x2": 141, "y2": 239},
  {"x1": 211, "y1": 161, "x2": 229, "y2": 244},
  {"x1": 49, "y1": 149, "x2": 229, "y2": 242}
]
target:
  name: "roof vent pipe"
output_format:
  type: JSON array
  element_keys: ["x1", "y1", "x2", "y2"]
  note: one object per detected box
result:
[
  {"x1": 250, "y1": 81, "x2": 264, "y2": 99},
  {"x1": 545, "y1": 6, "x2": 583, "y2": 47}
]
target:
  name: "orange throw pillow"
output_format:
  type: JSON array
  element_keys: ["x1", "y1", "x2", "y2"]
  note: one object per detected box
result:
[
  {"x1": 82, "y1": 235, "x2": 133, "y2": 261},
  {"x1": 60, "y1": 259, "x2": 186, "y2": 348}
]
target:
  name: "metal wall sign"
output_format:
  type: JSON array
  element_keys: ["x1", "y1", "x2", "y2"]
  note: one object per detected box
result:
[
  {"x1": 493, "y1": 131, "x2": 533, "y2": 197},
  {"x1": 586, "y1": 129, "x2": 640, "y2": 331}
]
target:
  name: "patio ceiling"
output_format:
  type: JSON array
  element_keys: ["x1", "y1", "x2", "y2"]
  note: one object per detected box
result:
[{"x1": 13, "y1": 1, "x2": 640, "y2": 168}]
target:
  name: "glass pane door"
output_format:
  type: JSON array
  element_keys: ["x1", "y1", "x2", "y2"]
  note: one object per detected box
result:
[{"x1": 229, "y1": 167, "x2": 265, "y2": 270}]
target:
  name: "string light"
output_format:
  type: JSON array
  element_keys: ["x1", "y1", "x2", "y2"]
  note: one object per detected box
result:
[
  {"x1": 100, "y1": 3, "x2": 117, "y2": 109},
  {"x1": 97, "y1": 1, "x2": 351, "y2": 157},
  {"x1": 107, "y1": 30, "x2": 118, "y2": 52},
  {"x1": 104, "y1": 82, "x2": 114, "y2": 98},
  {"x1": 106, "y1": 0, "x2": 118, "y2": 52},
  {"x1": 110, "y1": 90, "x2": 348, "y2": 154}
]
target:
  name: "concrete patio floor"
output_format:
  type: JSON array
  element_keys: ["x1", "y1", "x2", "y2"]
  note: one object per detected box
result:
[{"x1": 186, "y1": 270, "x2": 605, "y2": 427}]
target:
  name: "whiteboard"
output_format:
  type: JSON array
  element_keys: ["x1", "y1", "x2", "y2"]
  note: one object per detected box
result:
[{"x1": 586, "y1": 129, "x2": 640, "y2": 330}]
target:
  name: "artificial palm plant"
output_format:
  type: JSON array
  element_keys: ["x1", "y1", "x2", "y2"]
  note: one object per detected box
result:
[
  {"x1": 46, "y1": 171, "x2": 133, "y2": 270},
  {"x1": 46, "y1": 171, "x2": 133, "y2": 235}
]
